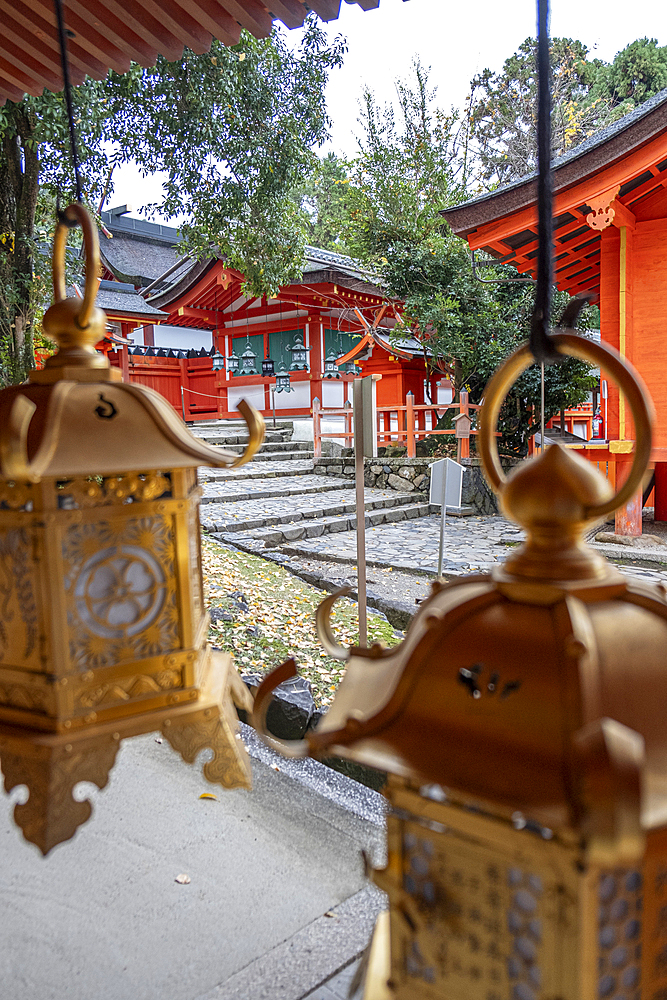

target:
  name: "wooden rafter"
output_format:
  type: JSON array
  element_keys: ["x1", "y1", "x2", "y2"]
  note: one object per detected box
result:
[{"x1": 0, "y1": 0, "x2": 384, "y2": 105}]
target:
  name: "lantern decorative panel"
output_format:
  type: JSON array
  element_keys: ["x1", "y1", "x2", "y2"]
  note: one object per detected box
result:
[
  {"x1": 275, "y1": 362, "x2": 293, "y2": 393},
  {"x1": 286, "y1": 332, "x2": 311, "y2": 371},
  {"x1": 254, "y1": 333, "x2": 667, "y2": 999},
  {"x1": 0, "y1": 204, "x2": 265, "y2": 853}
]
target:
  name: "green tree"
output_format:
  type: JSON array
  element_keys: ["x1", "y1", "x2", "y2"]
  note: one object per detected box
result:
[
  {"x1": 467, "y1": 37, "x2": 624, "y2": 188},
  {"x1": 331, "y1": 62, "x2": 597, "y2": 455},
  {"x1": 595, "y1": 37, "x2": 667, "y2": 107},
  {"x1": 292, "y1": 152, "x2": 356, "y2": 251},
  {"x1": 0, "y1": 16, "x2": 344, "y2": 385},
  {"x1": 344, "y1": 59, "x2": 462, "y2": 261},
  {"x1": 0, "y1": 82, "x2": 115, "y2": 383}
]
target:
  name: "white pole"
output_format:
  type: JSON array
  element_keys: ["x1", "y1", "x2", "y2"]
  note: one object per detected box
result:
[
  {"x1": 353, "y1": 378, "x2": 368, "y2": 647},
  {"x1": 437, "y1": 462, "x2": 448, "y2": 578}
]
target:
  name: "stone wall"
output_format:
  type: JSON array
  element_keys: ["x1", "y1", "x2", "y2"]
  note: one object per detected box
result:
[
  {"x1": 314, "y1": 455, "x2": 431, "y2": 495},
  {"x1": 313, "y1": 454, "x2": 515, "y2": 515}
]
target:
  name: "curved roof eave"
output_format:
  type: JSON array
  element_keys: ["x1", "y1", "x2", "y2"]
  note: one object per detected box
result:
[{"x1": 443, "y1": 87, "x2": 667, "y2": 237}]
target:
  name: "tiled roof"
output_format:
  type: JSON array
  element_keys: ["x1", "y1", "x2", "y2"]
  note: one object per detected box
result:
[
  {"x1": 99, "y1": 209, "x2": 382, "y2": 296},
  {"x1": 302, "y1": 245, "x2": 376, "y2": 283},
  {"x1": 99, "y1": 208, "x2": 195, "y2": 289},
  {"x1": 93, "y1": 280, "x2": 168, "y2": 319}
]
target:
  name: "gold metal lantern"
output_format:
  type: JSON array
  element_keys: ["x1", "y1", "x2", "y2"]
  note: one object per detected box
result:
[
  {"x1": 0, "y1": 204, "x2": 264, "y2": 854},
  {"x1": 254, "y1": 333, "x2": 667, "y2": 999}
]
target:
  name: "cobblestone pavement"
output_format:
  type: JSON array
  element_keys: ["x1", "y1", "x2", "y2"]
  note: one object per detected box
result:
[
  {"x1": 284, "y1": 514, "x2": 521, "y2": 575},
  {"x1": 282, "y1": 513, "x2": 667, "y2": 587}
]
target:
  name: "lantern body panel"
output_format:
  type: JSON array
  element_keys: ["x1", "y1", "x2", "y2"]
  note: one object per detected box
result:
[
  {"x1": 367, "y1": 777, "x2": 654, "y2": 1000},
  {"x1": 0, "y1": 459, "x2": 255, "y2": 853},
  {"x1": 0, "y1": 469, "x2": 208, "y2": 734}
]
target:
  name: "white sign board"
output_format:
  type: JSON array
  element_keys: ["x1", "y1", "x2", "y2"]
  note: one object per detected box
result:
[{"x1": 430, "y1": 457, "x2": 464, "y2": 508}]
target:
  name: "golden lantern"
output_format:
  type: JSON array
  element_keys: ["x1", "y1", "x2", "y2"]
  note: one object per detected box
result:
[
  {"x1": 0, "y1": 204, "x2": 264, "y2": 854},
  {"x1": 254, "y1": 332, "x2": 667, "y2": 999}
]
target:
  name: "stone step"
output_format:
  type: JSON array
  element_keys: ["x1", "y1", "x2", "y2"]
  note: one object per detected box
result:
[
  {"x1": 250, "y1": 450, "x2": 314, "y2": 462},
  {"x1": 200, "y1": 474, "x2": 353, "y2": 506},
  {"x1": 194, "y1": 429, "x2": 292, "y2": 445},
  {"x1": 205, "y1": 447, "x2": 314, "y2": 463},
  {"x1": 188, "y1": 417, "x2": 294, "y2": 435},
  {"x1": 201, "y1": 489, "x2": 418, "y2": 534},
  {"x1": 211, "y1": 501, "x2": 432, "y2": 546},
  {"x1": 200, "y1": 460, "x2": 315, "y2": 483},
  {"x1": 209, "y1": 439, "x2": 312, "y2": 455}
]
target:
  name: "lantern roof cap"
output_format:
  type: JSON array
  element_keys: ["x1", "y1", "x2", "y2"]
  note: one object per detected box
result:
[{"x1": 0, "y1": 381, "x2": 263, "y2": 480}]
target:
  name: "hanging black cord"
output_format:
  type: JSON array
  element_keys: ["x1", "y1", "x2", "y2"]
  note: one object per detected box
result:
[
  {"x1": 530, "y1": 0, "x2": 560, "y2": 365},
  {"x1": 54, "y1": 0, "x2": 83, "y2": 206}
]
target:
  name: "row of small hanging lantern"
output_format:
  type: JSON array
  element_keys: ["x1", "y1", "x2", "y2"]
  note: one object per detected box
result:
[{"x1": 211, "y1": 331, "x2": 355, "y2": 380}]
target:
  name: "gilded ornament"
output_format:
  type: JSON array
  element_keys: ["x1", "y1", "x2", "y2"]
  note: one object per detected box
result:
[
  {"x1": 0, "y1": 204, "x2": 264, "y2": 852},
  {"x1": 254, "y1": 333, "x2": 667, "y2": 999}
]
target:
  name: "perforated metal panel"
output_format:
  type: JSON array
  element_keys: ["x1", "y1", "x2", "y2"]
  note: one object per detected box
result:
[{"x1": 378, "y1": 780, "x2": 585, "y2": 1000}]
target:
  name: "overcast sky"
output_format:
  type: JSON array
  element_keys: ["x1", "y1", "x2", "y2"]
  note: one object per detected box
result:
[{"x1": 110, "y1": 0, "x2": 667, "y2": 222}]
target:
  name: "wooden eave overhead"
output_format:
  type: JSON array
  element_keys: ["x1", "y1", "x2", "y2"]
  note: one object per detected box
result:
[
  {"x1": 442, "y1": 89, "x2": 667, "y2": 302},
  {"x1": 0, "y1": 0, "x2": 383, "y2": 105}
]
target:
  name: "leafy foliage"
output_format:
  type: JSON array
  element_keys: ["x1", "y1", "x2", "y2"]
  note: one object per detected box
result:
[
  {"x1": 596, "y1": 37, "x2": 667, "y2": 108},
  {"x1": 292, "y1": 152, "x2": 355, "y2": 251},
  {"x1": 466, "y1": 38, "x2": 625, "y2": 188},
  {"x1": 0, "y1": 83, "x2": 115, "y2": 383},
  {"x1": 466, "y1": 35, "x2": 667, "y2": 190},
  {"x1": 0, "y1": 17, "x2": 343, "y2": 384},
  {"x1": 294, "y1": 60, "x2": 598, "y2": 455},
  {"x1": 344, "y1": 59, "x2": 462, "y2": 261}
]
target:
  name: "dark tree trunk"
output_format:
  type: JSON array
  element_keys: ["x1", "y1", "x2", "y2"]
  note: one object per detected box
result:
[{"x1": 0, "y1": 104, "x2": 39, "y2": 384}]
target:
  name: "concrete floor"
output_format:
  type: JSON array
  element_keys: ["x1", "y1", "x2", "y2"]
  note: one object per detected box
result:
[{"x1": 0, "y1": 729, "x2": 386, "y2": 1000}]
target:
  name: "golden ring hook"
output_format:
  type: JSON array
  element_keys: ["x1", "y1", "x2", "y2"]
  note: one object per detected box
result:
[
  {"x1": 52, "y1": 202, "x2": 100, "y2": 330},
  {"x1": 478, "y1": 333, "x2": 653, "y2": 521},
  {"x1": 40, "y1": 202, "x2": 109, "y2": 376}
]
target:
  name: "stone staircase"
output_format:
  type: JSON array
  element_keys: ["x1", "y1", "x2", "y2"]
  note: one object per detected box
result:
[
  {"x1": 190, "y1": 418, "x2": 313, "y2": 463},
  {"x1": 202, "y1": 481, "x2": 432, "y2": 545},
  {"x1": 192, "y1": 418, "x2": 441, "y2": 557}
]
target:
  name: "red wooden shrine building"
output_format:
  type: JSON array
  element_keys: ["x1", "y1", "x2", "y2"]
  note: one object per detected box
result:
[
  {"x1": 96, "y1": 206, "x2": 439, "y2": 422},
  {"x1": 443, "y1": 86, "x2": 667, "y2": 532}
]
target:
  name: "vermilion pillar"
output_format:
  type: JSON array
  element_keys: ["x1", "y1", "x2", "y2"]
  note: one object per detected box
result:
[
  {"x1": 655, "y1": 463, "x2": 667, "y2": 522},
  {"x1": 615, "y1": 459, "x2": 642, "y2": 535}
]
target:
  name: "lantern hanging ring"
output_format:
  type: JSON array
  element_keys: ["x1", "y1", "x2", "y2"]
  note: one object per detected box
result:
[
  {"x1": 52, "y1": 201, "x2": 100, "y2": 331},
  {"x1": 478, "y1": 332, "x2": 653, "y2": 520}
]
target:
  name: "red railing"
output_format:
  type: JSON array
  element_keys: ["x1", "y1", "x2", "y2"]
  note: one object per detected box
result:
[{"x1": 313, "y1": 390, "x2": 481, "y2": 460}]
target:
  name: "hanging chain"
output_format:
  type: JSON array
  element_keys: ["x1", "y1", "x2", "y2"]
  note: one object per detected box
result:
[
  {"x1": 529, "y1": 0, "x2": 560, "y2": 366},
  {"x1": 53, "y1": 0, "x2": 83, "y2": 208}
]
